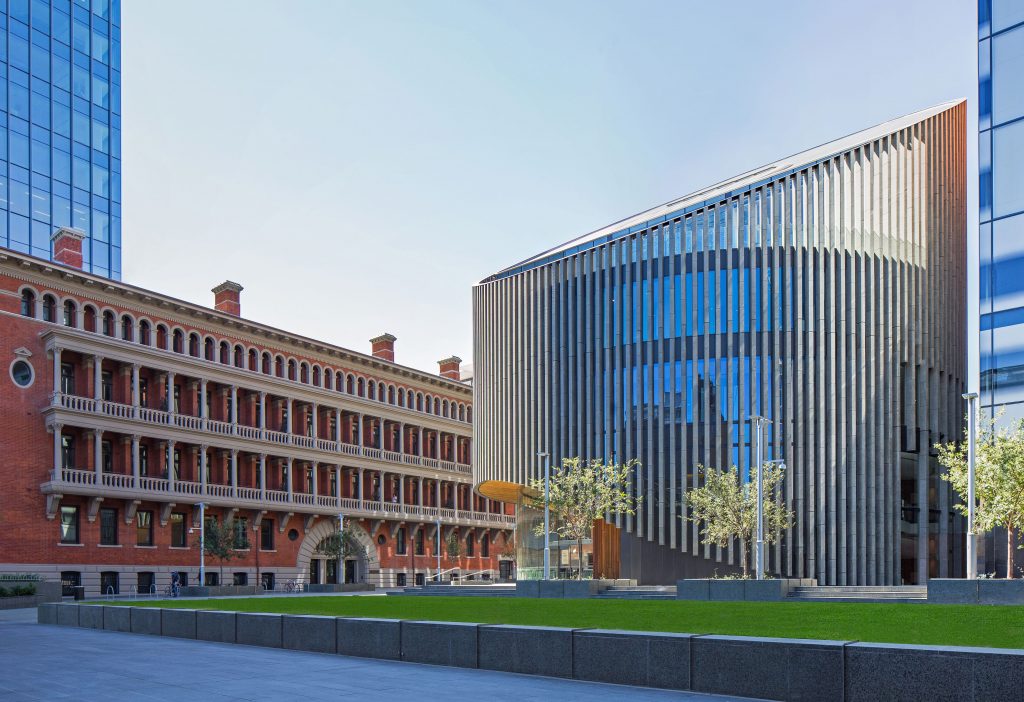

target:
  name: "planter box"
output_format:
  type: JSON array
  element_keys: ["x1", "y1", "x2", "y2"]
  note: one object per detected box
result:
[
  {"x1": 37, "y1": 603, "x2": 58, "y2": 624},
  {"x1": 337, "y1": 618, "x2": 401, "y2": 660},
  {"x1": 515, "y1": 579, "x2": 618, "y2": 598},
  {"x1": 196, "y1": 610, "x2": 236, "y2": 643},
  {"x1": 693, "y1": 635, "x2": 848, "y2": 702},
  {"x1": 679, "y1": 578, "x2": 814, "y2": 602},
  {"x1": 78, "y1": 605, "x2": 104, "y2": 629},
  {"x1": 845, "y1": 642, "x2": 1024, "y2": 702},
  {"x1": 283, "y1": 615, "x2": 336, "y2": 653},
  {"x1": 400, "y1": 621, "x2": 479, "y2": 668},
  {"x1": 927, "y1": 579, "x2": 980, "y2": 604},
  {"x1": 161, "y1": 609, "x2": 197, "y2": 639},
  {"x1": 479, "y1": 625, "x2": 574, "y2": 678},
  {"x1": 236, "y1": 612, "x2": 282, "y2": 648},
  {"x1": 573, "y1": 629, "x2": 692, "y2": 690},
  {"x1": 130, "y1": 607, "x2": 161, "y2": 635}
]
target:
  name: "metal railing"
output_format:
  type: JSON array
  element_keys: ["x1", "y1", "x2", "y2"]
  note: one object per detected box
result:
[{"x1": 51, "y1": 392, "x2": 472, "y2": 475}]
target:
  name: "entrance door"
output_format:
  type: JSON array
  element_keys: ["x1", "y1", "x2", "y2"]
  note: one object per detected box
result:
[
  {"x1": 344, "y1": 559, "x2": 356, "y2": 584},
  {"x1": 309, "y1": 559, "x2": 320, "y2": 585},
  {"x1": 326, "y1": 559, "x2": 338, "y2": 585}
]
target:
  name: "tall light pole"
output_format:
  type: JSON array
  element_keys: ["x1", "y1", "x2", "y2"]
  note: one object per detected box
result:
[
  {"x1": 436, "y1": 517, "x2": 442, "y2": 582},
  {"x1": 750, "y1": 416, "x2": 767, "y2": 580},
  {"x1": 963, "y1": 392, "x2": 978, "y2": 579},
  {"x1": 338, "y1": 513, "x2": 344, "y2": 585},
  {"x1": 538, "y1": 451, "x2": 550, "y2": 580},
  {"x1": 198, "y1": 502, "x2": 206, "y2": 587}
]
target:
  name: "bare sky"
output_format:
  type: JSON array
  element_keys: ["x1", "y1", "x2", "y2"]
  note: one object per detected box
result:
[{"x1": 122, "y1": 0, "x2": 977, "y2": 375}]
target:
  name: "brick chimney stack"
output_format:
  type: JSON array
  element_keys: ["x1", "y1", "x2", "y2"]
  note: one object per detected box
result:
[
  {"x1": 212, "y1": 281, "x2": 243, "y2": 316},
  {"x1": 438, "y1": 356, "x2": 462, "y2": 380},
  {"x1": 370, "y1": 333, "x2": 397, "y2": 362},
  {"x1": 51, "y1": 227, "x2": 86, "y2": 270}
]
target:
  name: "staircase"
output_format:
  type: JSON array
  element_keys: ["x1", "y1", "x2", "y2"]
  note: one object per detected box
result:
[
  {"x1": 786, "y1": 585, "x2": 927, "y2": 604},
  {"x1": 595, "y1": 585, "x2": 678, "y2": 600},
  {"x1": 389, "y1": 583, "x2": 517, "y2": 598}
]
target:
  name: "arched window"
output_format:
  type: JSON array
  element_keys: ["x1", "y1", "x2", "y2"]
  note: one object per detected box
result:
[
  {"x1": 139, "y1": 320, "x2": 151, "y2": 345},
  {"x1": 357, "y1": 377, "x2": 365, "y2": 397},
  {"x1": 388, "y1": 386, "x2": 396, "y2": 405},
  {"x1": 219, "y1": 341, "x2": 230, "y2": 365},
  {"x1": 172, "y1": 329, "x2": 184, "y2": 353},
  {"x1": 62, "y1": 300, "x2": 77, "y2": 328},
  {"x1": 287, "y1": 359, "x2": 296, "y2": 381},
  {"x1": 312, "y1": 366, "x2": 321, "y2": 387},
  {"x1": 398, "y1": 389, "x2": 405, "y2": 407},
  {"x1": 156, "y1": 323, "x2": 168, "y2": 349},
  {"x1": 346, "y1": 375, "x2": 355, "y2": 394},
  {"x1": 19, "y1": 289, "x2": 36, "y2": 317},
  {"x1": 367, "y1": 380, "x2": 376, "y2": 400},
  {"x1": 323, "y1": 368, "x2": 332, "y2": 390},
  {"x1": 42, "y1": 294, "x2": 56, "y2": 322},
  {"x1": 234, "y1": 345, "x2": 244, "y2": 368},
  {"x1": 189, "y1": 333, "x2": 200, "y2": 357},
  {"x1": 262, "y1": 352, "x2": 272, "y2": 374},
  {"x1": 249, "y1": 349, "x2": 258, "y2": 371},
  {"x1": 120, "y1": 314, "x2": 134, "y2": 341},
  {"x1": 458, "y1": 404, "x2": 465, "y2": 422},
  {"x1": 204, "y1": 338, "x2": 215, "y2": 361},
  {"x1": 434, "y1": 398, "x2": 440, "y2": 415},
  {"x1": 467, "y1": 407, "x2": 473, "y2": 423},
  {"x1": 417, "y1": 393, "x2": 423, "y2": 412},
  {"x1": 275, "y1": 356, "x2": 284, "y2": 377},
  {"x1": 102, "y1": 311, "x2": 115, "y2": 337},
  {"x1": 300, "y1": 362, "x2": 309, "y2": 384}
]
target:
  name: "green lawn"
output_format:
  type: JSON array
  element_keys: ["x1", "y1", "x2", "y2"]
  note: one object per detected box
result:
[{"x1": 129, "y1": 596, "x2": 1024, "y2": 649}]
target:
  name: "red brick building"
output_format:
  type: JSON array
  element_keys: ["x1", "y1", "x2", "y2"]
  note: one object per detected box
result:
[{"x1": 1, "y1": 229, "x2": 513, "y2": 596}]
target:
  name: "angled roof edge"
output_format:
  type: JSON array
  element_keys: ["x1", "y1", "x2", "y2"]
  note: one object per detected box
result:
[{"x1": 482, "y1": 99, "x2": 964, "y2": 283}]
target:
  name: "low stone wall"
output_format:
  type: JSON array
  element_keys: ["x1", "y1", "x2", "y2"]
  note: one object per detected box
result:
[
  {"x1": 677, "y1": 578, "x2": 815, "y2": 601},
  {"x1": 0, "y1": 580, "x2": 61, "y2": 609},
  {"x1": 37, "y1": 602, "x2": 1024, "y2": 701},
  {"x1": 514, "y1": 579, "x2": 634, "y2": 598},
  {"x1": 927, "y1": 578, "x2": 1024, "y2": 605}
]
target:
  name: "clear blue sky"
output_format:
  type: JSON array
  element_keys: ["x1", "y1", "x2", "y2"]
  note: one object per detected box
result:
[{"x1": 121, "y1": 0, "x2": 978, "y2": 375}]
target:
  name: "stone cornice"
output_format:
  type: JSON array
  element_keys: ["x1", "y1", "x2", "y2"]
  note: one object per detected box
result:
[{"x1": 0, "y1": 251, "x2": 468, "y2": 396}]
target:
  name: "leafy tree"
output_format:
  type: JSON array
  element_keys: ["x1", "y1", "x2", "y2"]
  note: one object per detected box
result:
[
  {"x1": 686, "y1": 464, "x2": 794, "y2": 578},
  {"x1": 527, "y1": 457, "x2": 640, "y2": 580},
  {"x1": 936, "y1": 413, "x2": 1024, "y2": 578},
  {"x1": 445, "y1": 530, "x2": 463, "y2": 567},
  {"x1": 316, "y1": 524, "x2": 363, "y2": 577},
  {"x1": 199, "y1": 516, "x2": 244, "y2": 585}
]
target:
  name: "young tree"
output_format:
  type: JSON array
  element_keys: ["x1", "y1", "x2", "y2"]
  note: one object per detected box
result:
[
  {"x1": 199, "y1": 516, "x2": 244, "y2": 585},
  {"x1": 936, "y1": 413, "x2": 1024, "y2": 578},
  {"x1": 686, "y1": 464, "x2": 794, "y2": 578},
  {"x1": 527, "y1": 457, "x2": 640, "y2": 580},
  {"x1": 316, "y1": 524, "x2": 363, "y2": 581},
  {"x1": 446, "y1": 531, "x2": 464, "y2": 573}
]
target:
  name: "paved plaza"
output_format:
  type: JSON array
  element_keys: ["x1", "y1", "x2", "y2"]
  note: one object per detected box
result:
[{"x1": 0, "y1": 608, "x2": 760, "y2": 702}]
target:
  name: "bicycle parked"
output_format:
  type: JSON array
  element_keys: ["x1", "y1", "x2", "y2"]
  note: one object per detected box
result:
[{"x1": 283, "y1": 579, "x2": 301, "y2": 593}]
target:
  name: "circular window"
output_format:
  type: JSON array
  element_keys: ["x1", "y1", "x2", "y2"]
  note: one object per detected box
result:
[
  {"x1": 10, "y1": 359, "x2": 33, "y2": 388},
  {"x1": 377, "y1": 535, "x2": 386, "y2": 545},
  {"x1": 287, "y1": 529, "x2": 299, "y2": 542}
]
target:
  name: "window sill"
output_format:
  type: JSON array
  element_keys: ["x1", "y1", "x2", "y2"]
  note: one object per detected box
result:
[
  {"x1": 259, "y1": 549, "x2": 277, "y2": 553},
  {"x1": 168, "y1": 546, "x2": 190, "y2": 550},
  {"x1": 97, "y1": 544, "x2": 122, "y2": 548},
  {"x1": 57, "y1": 542, "x2": 84, "y2": 547},
  {"x1": 135, "y1": 545, "x2": 157, "y2": 549}
]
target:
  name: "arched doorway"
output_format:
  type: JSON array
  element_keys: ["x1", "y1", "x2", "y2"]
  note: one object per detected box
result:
[{"x1": 295, "y1": 519, "x2": 377, "y2": 585}]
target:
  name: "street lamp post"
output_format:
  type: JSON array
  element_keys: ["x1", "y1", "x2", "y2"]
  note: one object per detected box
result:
[
  {"x1": 436, "y1": 518, "x2": 442, "y2": 582},
  {"x1": 198, "y1": 502, "x2": 206, "y2": 587},
  {"x1": 963, "y1": 392, "x2": 978, "y2": 580},
  {"x1": 338, "y1": 513, "x2": 344, "y2": 585},
  {"x1": 538, "y1": 451, "x2": 551, "y2": 580},
  {"x1": 750, "y1": 416, "x2": 767, "y2": 581}
]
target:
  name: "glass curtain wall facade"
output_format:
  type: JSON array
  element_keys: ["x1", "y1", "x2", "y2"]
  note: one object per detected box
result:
[
  {"x1": 0, "y1": 0, "x2": 121, "y2": 278},
  {"x1": 980, "y1": 2, "x2": 1024, "y2": 418},
  {"x1": 474, "y1": 102, "x2": 967, "y2": 585},
  {"x1": 978, "y1": 0, "x2": 1024, "y2": 577}
]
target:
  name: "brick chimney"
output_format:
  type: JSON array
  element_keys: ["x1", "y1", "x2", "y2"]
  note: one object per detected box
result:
[
  {"x1": 438, "y1": 356, "x2": 462, "y2": 380},
  {"x1": 370, "y1": 333, "x2": 397, "y2": 362},
  {"x1": 212, "y1": 281, "x2": 243, "y2": 316},
  {"x1": 51, "y1": 227, "x2": 86, "y2": 270}
]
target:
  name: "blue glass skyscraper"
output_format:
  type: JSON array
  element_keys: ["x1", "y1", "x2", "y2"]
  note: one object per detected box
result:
[{"x1": 0, "y1": 0, "x2": 120, "y2": 278}]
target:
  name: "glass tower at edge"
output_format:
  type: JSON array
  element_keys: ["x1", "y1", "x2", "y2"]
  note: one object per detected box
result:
[{"x1": 0, "y1": 0, "x2": 121, "y2": 279}]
